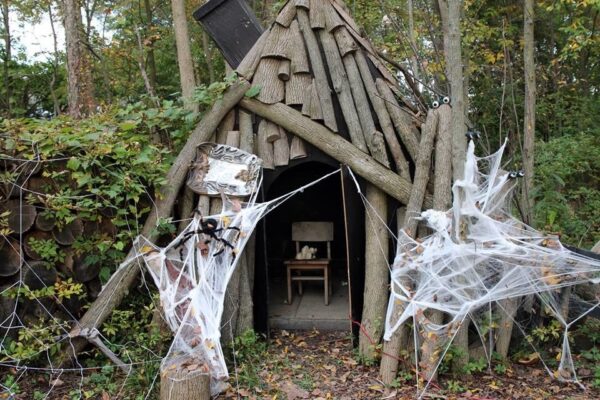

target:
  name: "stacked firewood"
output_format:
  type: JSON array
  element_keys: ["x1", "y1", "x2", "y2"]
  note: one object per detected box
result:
[{"x1": 0, "y1": 158, "x2": 116, "y2": 321}]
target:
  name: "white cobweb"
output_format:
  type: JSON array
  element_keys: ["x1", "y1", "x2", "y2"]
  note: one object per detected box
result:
[
  {"x1": 383, "y1": 139, "x2": 600, "y2": 397},
  {"x1": 127, "y1": 168, "x2": 341, "y2": 396}
]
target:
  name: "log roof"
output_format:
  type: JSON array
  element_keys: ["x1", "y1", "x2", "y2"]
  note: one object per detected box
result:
[{"x1": 234, "y1": 0, "x2": 424, "y2": 176}]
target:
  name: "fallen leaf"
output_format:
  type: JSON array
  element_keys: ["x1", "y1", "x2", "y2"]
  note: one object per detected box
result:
[{"x1": 280, "y1": 380, "x2": 309, "y2": 400}]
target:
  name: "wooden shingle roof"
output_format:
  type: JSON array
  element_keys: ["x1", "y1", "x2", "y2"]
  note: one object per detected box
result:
[{"x1": 235, "y1": 0, "x2": 423, "y2": 177}]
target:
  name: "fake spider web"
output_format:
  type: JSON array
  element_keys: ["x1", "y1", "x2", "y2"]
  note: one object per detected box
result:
[
  {"x1": 129, "y1": 168, "x2": 341, "y2": 396},
  {"x1": 382, "y1": 140, "x2": 600, "y2": 397}
]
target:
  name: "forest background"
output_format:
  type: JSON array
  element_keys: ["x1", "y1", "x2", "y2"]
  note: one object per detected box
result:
[{"x1": 0, "y1": 0, "x2": 599, "y2": 398}]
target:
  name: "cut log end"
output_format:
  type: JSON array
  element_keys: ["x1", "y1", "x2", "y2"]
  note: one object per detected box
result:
[{"x1": 160, "y1": 369, "x2": 210, "y2": 400}]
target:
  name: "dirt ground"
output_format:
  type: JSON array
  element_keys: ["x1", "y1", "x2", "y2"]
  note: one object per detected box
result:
[
  {"x1": 220, "y1": 330, "x2": 600, "y2": 400},
  {"x1": 4, "y1": 329, "x2": 600, "y2": 399}
]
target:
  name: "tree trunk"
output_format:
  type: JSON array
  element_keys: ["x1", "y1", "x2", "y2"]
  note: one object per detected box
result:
[
  {"x1": 61, "y1": 82, "x2": 250, "y2": 364},
  {"x1": 48, "y1": 4, "x2": 61, "y2": 115},
  {"x1": 171, "y1": 0, "x2": 197, "y2": 111},
  {"x1": 63, "y1": 0, "x2": 96, "y2": 118},
  {"x1": 358, "y1": 185, "x2": 389, "y2": 360},
  {"x1": 143, "y1": 0, "x2": 158, "y2": 91},
  {"x1": 521, "y1": 0, "x2": 535, "y2": 226},
  {"x1": 439, "y1": 0, "x2": 469, "y2": 371},
  {"x1": 438, "y1": 0, "x2": 467, "y2": 181},
  {"x1": 420, "y1": 103, "x2": 452, "y2": 382},
  {"x1": 1, "y1": 0, "x2": 12, "y2": 116},
  {"x1": 379, "y1": 108, "x2": 439, "y2": 384}
]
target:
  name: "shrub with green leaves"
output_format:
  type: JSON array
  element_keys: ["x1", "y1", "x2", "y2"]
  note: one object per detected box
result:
[{"x1": 534, "y1": 132, "x2": 600, "y2": 247}]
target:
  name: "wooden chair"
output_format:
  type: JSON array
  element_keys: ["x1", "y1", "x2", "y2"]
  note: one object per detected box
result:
[{"x1": 284, "y1": 222, "x2": 333, "y2": 305}]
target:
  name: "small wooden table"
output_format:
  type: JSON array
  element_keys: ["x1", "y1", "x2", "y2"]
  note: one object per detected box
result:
[{"x1": 284, "y1": 259, "x2": 332, "y2": 305}]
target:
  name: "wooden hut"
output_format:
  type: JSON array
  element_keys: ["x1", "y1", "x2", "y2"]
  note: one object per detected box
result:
[
  {"x1": 191, "y1": 0, "x2": 432, "y2": 346},
  {"x1": 70, "y1": 0, "x2": 451, "y2": 390}
]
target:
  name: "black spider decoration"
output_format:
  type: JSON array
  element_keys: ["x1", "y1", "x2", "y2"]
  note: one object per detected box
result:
[{"x1": 175, "y1": 216, "x2": 241, "y2": 259}]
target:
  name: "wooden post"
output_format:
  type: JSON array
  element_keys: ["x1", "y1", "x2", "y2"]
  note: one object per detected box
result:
[
  {"x1": 358, "y1": 184, "x2": 389, "y2": 359},
  {"x1": 380, "y1": 109, "x2": 439, "y2": 384},
  {"x1": 160, "y1": 370, "x2": 210, "y2": 400},
  {"x1": 420, "y1": 103, "x2": 452, "y2": 383}
]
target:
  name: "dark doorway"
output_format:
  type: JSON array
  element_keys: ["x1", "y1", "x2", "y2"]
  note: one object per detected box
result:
[{"x1": 253, "y1": 162, "x2": 365, "y2": 334}]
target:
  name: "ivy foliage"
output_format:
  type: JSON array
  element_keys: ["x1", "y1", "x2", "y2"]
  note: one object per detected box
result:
[{"x1": 0, "y1": 97, "x2": 197, "y2": 281}]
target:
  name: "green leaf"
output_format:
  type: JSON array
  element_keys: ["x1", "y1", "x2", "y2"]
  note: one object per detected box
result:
[
  {"x1": 66, "y1": 157, "x2": 81, "y2": 171},
  {"x1": 119, "y1": 121, "x2": 138, "y2": 131},
  {"x1": 245, "y1": 85, "x2": 262, "y2": 98}
]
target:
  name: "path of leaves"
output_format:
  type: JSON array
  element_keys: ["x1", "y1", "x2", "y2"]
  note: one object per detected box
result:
[{"x1": 222, "y1": 330, "x2": 600, "y2": 400}]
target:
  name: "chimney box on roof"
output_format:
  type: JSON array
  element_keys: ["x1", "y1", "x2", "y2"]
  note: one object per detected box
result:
[{"x1": 193, "y1": 0, "x2": 264, "y2": 68}]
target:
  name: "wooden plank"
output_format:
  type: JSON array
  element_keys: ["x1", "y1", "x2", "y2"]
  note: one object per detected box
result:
[
  {"x1": 324, "y1": 1, "x2": 345, "y2": 32},
  {"x1": 309, "y1": 79, "x2": 323, "y2": 120},
  {"x1": 261, "y1": 24, "x2": 293, "y2": 59},
  {"x1": 257, "y1": 119, "x2": 275, "y2": 169},
  {"x1": 354, "y1": 50, "x2": 410, "y2": 179},
  {"x1": 341, "y1": 50, "x2": 386, "y2": 165},
  {"x1": 319, "y1": 29, "x2": 367, "y2": 152},
  {"x1": 273, "y1": 127, "x2": 290, "y2": 167},
  {"x1": 297, "y1": 8, "x2": 337, "y2": 131},
  {"x1": 334, "y1": 26, "x2": 357, "y2": 56},
  {"x1": 289, "y1": 19, "x2": 310, "y2": 74},
  {"x1": 238, "y1": 109, "x2": 255, "y2": 154},
  {"x1": 290, "y1": 135, "x2": 308, "y2": 159},
  {"x1": 237, "y1": 30, "x2": 269, "y2": 80},
  {"x1": 276, "y1": 0, "x2": 297, "y2": 27},
  {"x1": 225, "y1": 130, "x2": 240, "y2": 148},
  {"x1": 309, "y1": 0, "x2": 326, "y2": 29},
  {"x1": 278, "y1": 59, "x2": 291, "y2": 81},
  {"x1": 285, "y1": 72, "x2": 311, "y2": 105},
  {"x1": 292, "y1": 221, "x2": 334, "y2": 241},
  {"x1": 253, "y1": 58, "x2": 285, "y2": 104}
]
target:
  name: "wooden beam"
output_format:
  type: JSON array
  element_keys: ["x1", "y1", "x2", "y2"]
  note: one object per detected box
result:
[
  {"x1": 297, "y1": 8, "x2": 337, "y2": 132},
  {"x1": 61, "y1": 81, "x2": 251, "y2": 362},
  {"x1": 240, "y1": 98, "x2": 432, "y2": 207}
]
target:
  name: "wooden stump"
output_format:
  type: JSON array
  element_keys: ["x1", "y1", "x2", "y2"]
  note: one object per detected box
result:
[
  {"x1": 35, "y1": 213, "x2": 56, "y2": 231},
  {"x1": 23, "y1": 231, "x2": 54, "y2": 260},
  {"x1": 53, "y1": 218, "x2": 84, "y2": 245},
  {"x1": 160, "y1": 370, "x2": 210, "y2": 400},
  {"x1": 0, "y1": 238, "x2": 23, "y2": 277},
  {"x1": 6, "y1": 200, "x2": 37, "y2": 234},
  {"x1": 73, "y1": 255, "x2": 101, "y2": 283},
  {"x1": 23, "y1": 261, "x2": 57, "y2": 290}
]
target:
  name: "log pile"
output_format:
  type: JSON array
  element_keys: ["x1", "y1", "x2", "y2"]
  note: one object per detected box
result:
[{"x1": 0, "y1": 159, "x2": 119, "y2": 320}]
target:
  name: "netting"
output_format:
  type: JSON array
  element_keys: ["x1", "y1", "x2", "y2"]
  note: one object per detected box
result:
[{"x1": 383, "y1": 140, "x2": 600, "y2": 396}]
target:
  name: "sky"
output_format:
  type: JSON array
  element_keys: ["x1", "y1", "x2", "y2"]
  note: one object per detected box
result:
[{"x1": 11, "y1": 13, "x2": 65, "y2": 63}]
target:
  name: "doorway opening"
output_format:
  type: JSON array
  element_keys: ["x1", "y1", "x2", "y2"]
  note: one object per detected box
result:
[{"x1": 256, "y1": 162, "x2": 365, "y2": 332}]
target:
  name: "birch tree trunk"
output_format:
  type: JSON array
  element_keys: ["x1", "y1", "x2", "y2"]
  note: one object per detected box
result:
[
  {"x1": 63, "y1": 0, "x2": 97, "y2": 118},
  {"x1": 521, "y1": 0, "x2": 536, "y2": 226},
  {"x1": 171, "y1": 0, "x2": 197, "y2": 112}
]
